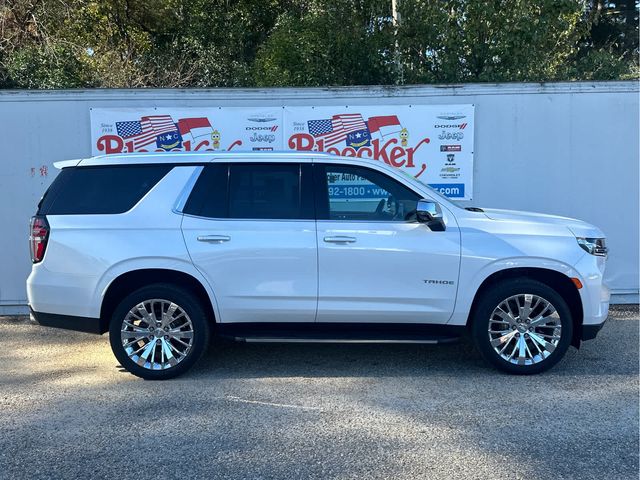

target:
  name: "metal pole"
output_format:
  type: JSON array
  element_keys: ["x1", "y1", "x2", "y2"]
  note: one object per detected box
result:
[{"x1": 392, "y1": 0, "x2": 403, "y2": 84}]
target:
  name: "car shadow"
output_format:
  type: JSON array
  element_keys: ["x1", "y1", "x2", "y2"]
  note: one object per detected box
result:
[{"x1": 186, "y1": 316, "x2": 637, "y2": 380}]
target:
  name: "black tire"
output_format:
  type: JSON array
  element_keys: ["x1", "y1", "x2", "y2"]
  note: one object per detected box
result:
[
  {"x1": 109, "y1": 283, "x2": 210, "y2": 380},
  {"x1": 471, "y1": 279, "x2": 573, "y2": 374}
]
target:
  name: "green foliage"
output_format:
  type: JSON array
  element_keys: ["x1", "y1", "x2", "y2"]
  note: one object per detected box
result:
[
  {"x1": 0, "y1": 0, "x2": 637, "y2": 88},
  {"x1": 4, "y1": 45, "x2": 90, "y2": 89},
  {"x1": 253, "y1": 1, "x2": 395, "y2": 86},
  {"x1": 397, "y1": 0, "x2": 591, "y2": 83}
]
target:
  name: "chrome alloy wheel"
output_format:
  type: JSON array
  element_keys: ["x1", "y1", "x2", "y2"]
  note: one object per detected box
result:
[
  {"x1": 120, "y1": 299, "x2": 194, "y2": 370},
  {"x1": 488, "y1": 294, "x2": 562, "y2": 366}
]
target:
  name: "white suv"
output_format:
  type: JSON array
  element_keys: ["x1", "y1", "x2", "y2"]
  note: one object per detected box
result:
[{"x1": 27, "y1": 152, "x2": 609, "y2": 379}]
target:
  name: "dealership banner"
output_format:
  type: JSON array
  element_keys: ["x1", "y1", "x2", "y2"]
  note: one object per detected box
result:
[{"x1": 90, "y1": 105, "x2": 474, "y2": 199}]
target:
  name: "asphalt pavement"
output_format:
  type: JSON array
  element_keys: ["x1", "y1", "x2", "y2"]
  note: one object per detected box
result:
[{"x1": 0, "y1": 306, "x2": 638, "y2": 480}]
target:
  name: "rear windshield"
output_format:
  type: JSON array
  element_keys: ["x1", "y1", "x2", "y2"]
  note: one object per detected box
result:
[{"x1": 38, "y1": 165, "x2": 172, "y2": 215}]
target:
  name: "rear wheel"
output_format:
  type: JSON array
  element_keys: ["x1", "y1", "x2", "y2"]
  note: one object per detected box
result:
[
  {"x1": 109, "y1": 284, "x2": 210, "y2": 380},
  {"x1": 471, "y1": 279, "x2": 573, "y2": 374}
]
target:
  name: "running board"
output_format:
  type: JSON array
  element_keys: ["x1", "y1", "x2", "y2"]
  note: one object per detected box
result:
[
  {"x1": 228, "y1": 336, "x2": 457, "y2": 344},
  {"x1": 215, "y1": 322, "x2": 464, "y2": 345}
]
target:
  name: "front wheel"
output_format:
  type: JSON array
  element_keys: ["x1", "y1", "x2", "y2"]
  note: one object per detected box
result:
[
  {"x1": 471, "y1": 280, "x2": 573, "y2": 374},
  {"x1": 109, "y1": 284, "x2": 210, "y2": 380}
]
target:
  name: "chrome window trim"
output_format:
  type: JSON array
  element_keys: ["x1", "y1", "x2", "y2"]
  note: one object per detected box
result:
[
  {"x1": 180, "y1": 211, "x2": 316, "y2": 223},
  {"x1": 316, "y1": 219, "x2": 424, "y2": 225}
]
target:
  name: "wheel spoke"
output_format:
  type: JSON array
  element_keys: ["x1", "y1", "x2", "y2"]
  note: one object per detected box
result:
[
  {"x1": 517, "y1": 336, "x2": 527, "y2": 365},
  {"x1": 530, "y1": 336, "x2": 544, "y2": 357},
  {"x1": 150, "y1": 340, "x2": 157, "y2": 366},
  {"x1": 162, "y1": 302, "x2": 179, "y2": 326},
  {"x1": 529, "y1": 331, "x2": 556, "y2": 353},
  {"x1": 498, "y1": 335, "x2": 516, "y2": 355},
  {"x1": 121, "y1": 329, "x2": 149, "y2": 340},
  {"x1": 136, "y1": 340, "x2": 156, "y2": 367},
  {"x1": 490, "y1": 330, "x2": 516, "y2": 347},
  {"x1": 494, "y1": 309, "x2": 517, "y2": 326},
  {"x1": 168, "y1": 329, "x2": 193, "y2": 339},
  {"x1": 160, "y1": 338, "x2": 178, "y2": 367},
  {"x1": 506, "y1": 339, "x2": 519, "y2": 361},
  {"x1": 135, "y1": 303, "x2": 155, "y2": 326},
  {"x1": 529, "y1": 305, "x2": 557, "y2": 327},
  {"x1": 172, "y1": 337, "x2": 191, "y2": 348},
  {"x1": 123, "y1": 319, "x2": 144, "y2": 330},
  {"x1": 536, "y1": 332, "x2": 561, "y2": 340},
  {"x1": 503, "y1": 301, "x2": 518, "y2": 321},
  {"x1": 518, "y1": 294, "x2": 533, "y2": 321},
  {"x1": 127, "y1": 341, "x2": 148, "y2": 356}
]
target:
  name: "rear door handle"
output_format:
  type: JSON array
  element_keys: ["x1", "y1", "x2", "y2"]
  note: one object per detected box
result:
[
  {"x1": 197, "y1": 235, "x2": 231, "y2": 243},
  {"x1": 323, "y1": 236, "x2": 356, "y2": 244}
]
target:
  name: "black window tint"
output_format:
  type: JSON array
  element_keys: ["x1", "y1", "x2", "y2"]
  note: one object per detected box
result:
[
  {"x1": 317, "y1": 164, "x2": 420, "y2": 221},
  {"x1": 229, "y1": 163, "x2": 310, "y2": 219},
  {"x1": 37, "y1": 168, "x2": 73, "y2": 214},
  {"x1": 183, "y1": 163, "x2": 229, "y2": 218},
  {"x1": 40, "y1": 165, "x2": 171, "y2": 215}
]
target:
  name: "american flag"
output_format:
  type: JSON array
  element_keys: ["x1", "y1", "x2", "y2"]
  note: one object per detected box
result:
[
  {"x1": 115, "y1": 115, "x2": 177, "y2": 150},
  {"x1": 308, "y1": 113, "x2": 367, "y2": 146}
]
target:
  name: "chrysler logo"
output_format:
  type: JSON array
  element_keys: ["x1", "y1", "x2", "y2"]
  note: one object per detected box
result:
[{"x1": 436, "y1": 115, "x2": 466, "y2": 120}]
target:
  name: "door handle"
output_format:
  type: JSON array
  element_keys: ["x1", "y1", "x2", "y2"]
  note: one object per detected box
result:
[
  {"x1": 323, "y1": 236, "x2": 357, "y2": 244},
  {"x1": 197, "y1": 235, "x2": 231, "y2": 243}
]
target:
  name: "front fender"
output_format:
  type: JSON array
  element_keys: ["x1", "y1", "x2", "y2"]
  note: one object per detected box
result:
[{"x1": 448, "y1": 256, "x2": 585, "y2": 326}]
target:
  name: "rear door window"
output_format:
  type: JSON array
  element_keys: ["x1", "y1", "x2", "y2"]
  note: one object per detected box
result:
[
  {"x1": 228, "y1": 163, "x2": 313, "y2": 220},
  {"x1": 182, "y1": 163, "x2": 229, "y2": 218},
  {"x1": 184, "y1": 163, "x2": 314, "y2": 220}
]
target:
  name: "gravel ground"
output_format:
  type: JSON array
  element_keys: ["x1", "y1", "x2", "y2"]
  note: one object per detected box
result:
[{"x1": 0, "y1": 306, "x2": 637, "y2": 480}]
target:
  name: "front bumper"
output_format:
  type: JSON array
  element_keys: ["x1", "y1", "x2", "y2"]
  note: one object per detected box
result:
[
  {"x1": 30, "y1": 308, "x2": 107, "y2": 334},
  {"x1": 573, "y1": 249, "x2": 609, "y2": 342},
  {"x1": 579, "y1": 287, "x2": 609, "y2": 342},
  {"x1": 581, "y1": 318, "x2": 608, "y2": 341}
]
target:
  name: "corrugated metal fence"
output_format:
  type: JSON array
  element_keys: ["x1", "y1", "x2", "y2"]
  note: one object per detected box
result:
[{"x1": 0, "y1": 81, "x2": 638, "y2": 313}]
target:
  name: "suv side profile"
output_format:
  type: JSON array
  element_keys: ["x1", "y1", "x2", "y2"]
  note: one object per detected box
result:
[{"x1": 27, "y1": 152, "x2": 609, "y2": 379}]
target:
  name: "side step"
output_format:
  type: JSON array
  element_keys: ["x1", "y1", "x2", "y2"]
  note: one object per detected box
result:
[
  {"x1": 215, "y1": 322, "x2": 464, "y2": 345},
  {"x1": 229, "y1": 337, "x2": 458, "y2": 345}
]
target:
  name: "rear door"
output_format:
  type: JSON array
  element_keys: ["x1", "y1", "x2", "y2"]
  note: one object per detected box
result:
[
  {"x1": 314, "y1": 162, "x2": 461, "y2": 324},
  {"x1": 181, "y1": 161, "x2": 317, "y2": 324}
]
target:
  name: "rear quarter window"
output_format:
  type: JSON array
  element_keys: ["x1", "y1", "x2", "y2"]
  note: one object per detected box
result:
[{"x1": 38, "y1": 165, "x2": 172, "y2": 215}]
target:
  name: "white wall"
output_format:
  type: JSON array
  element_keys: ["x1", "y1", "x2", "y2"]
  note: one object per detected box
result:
[{"x1": 0, "y1": 81, "x2": 638, "y2": 313}]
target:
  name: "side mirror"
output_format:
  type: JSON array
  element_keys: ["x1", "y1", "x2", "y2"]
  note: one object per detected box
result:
[{"x1": 416, "y1": 199, "x2": 446, "y2": 231}]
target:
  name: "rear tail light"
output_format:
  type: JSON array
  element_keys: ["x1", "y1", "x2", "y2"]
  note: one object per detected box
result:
[{"x1": 30, "y1": 216, "x2": 50, "y2": 263}]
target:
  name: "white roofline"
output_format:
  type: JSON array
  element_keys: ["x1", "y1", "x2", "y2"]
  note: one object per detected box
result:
[
  {"x1": 62, "y1": 151, "x2": 337, "y2": 168},
  {"x1": 53, "y1": 159, "x2": 83, "y2": 169}
]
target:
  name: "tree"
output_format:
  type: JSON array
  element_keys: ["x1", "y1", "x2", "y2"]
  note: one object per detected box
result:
[
  {"x1": 253, "y1": 1, "x2": 395, "y2": 86},
  {"x1": 0, "y1": 0, "x2": 91, "y2": 88},
  {"x1": 396, "y1": 0, "x2": 591, "y2": 83},
  {"x1": 0, "y1": 0, "x2": 637, "y2": 88},
  {"x1": 572, "y1": 0, "x2": 639, "y2": 79}
]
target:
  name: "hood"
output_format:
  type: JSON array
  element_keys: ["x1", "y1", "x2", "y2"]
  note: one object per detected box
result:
[{"x1": 479, "y1": 208, "x2": 605, "y2": 238}]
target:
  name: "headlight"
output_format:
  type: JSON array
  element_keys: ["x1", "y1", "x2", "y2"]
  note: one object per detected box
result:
[{"x1": 577, "y1": 237, "x2": 607, "y2": 257}]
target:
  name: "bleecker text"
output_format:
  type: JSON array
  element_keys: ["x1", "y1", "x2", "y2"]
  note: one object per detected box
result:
[{"x1": 287, "y1": 133, "x2": 430, "y2": 168}]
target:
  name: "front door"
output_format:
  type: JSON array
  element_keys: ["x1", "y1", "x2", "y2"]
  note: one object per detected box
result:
[
  {"x1": 314, "y1": 163, "x2": 461, "y2": 324},
  {"x1": 182, "y1": 162, "x2": 317, "y2": 324}
]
